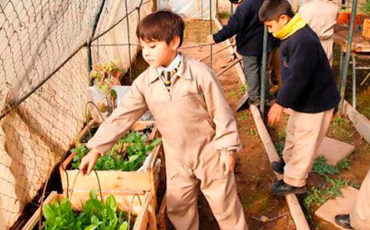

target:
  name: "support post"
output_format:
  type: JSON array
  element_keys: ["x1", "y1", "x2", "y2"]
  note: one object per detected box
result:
[
  {"x1": 339, "y1": 0, "x2": 358, "y2": 115},
  {"x1": 87, "y1": 0, "x2": 107, "y2": 86},
  {"x1": 260, "y1": 26, "x2": 268, "y2": 116},
  {"x1": 124, "y1": 0, "x2": 133, "y2": 83}
]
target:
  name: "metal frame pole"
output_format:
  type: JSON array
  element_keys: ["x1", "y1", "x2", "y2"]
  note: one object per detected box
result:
[
  {"x1": 260, "y1": 26, "x2": 268, "y2": 115},
  {"x1": 87, "y1": 0, "x2": 107, "y2": 86},
  {"x1": 124, "y1": 0, "x2": 133, "y2": 83},
  {"x1": 339, "y1": 0, "x2": 358, "y2": 114}
]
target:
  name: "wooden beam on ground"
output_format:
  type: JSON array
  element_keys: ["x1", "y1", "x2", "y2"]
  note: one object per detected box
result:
[
  {"x1": 214, "y1": 18, "x2": 246, "y2": 84},
  {"x1": 250, "y1": 105, "x2": 310, "y2": 230},
  {"x1": 343, "y1": 100, "x2": 370, "y2": 144}
]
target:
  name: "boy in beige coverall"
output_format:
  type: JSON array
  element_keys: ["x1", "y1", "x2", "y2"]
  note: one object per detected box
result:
[
  {"x1": 79, "y1": 11, "x2": 248, "y2": 230},
  {"x1": 298, "y1": 0, "x2": 340, "y2": 66},
  {"x1": 335, "y1": 168, "x2": 370, "y2": 229}
]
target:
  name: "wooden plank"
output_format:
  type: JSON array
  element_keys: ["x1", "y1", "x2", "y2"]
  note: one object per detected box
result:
[
  {"x1": 343, "y1": 100, "x2": 370, "y2": 143},
  {"x1": 74, "y1": 119, "x2": 96, "y2": 146},
  {"x1": 157, "y1": 192, "x2": 167, "y2": 230},
  {"x1": 250, "y1": 105, "x2": 310, "y2": 230},
  {"x1": 214, "y1": 18, "x2": 246, "y2": 84},
  {"x1": 22, "y1": 191, "x2": 58, "y2": 230}
]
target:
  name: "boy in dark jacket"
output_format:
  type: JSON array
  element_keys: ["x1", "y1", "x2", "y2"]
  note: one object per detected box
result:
[
  {"x1": 210, "y1": 0, "x2": 279, "y2": 106},
  {"x1": 258, "y1": 0, "x2": 340, "y2": 195}
]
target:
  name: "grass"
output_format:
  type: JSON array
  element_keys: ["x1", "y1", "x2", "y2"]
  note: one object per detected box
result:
[{"x1": 217, "y1": 12, "x2": 230, "y2": 20}]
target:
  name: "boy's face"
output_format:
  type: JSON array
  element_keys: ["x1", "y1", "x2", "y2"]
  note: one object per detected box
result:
[
  {"x1": 140, "y1": 36, "x2": 180, "y2": 68},
  {"x1": 264, "y1": 15, "x2": 290, "y2": 34}
]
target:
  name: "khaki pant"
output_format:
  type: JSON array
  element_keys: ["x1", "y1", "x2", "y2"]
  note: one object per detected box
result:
[
  {"x1": 350, "y1": 169, "x2": 370, "y2": 230},
  {"x1": 283, "y1": 109, "x2": 334, "y2": 187},
  {"x1": 165, "y1": 148, "x2": 248, "y2": 230},
  {"x1": 321, "y1": 39, "x2": 334, "y2": 67}
]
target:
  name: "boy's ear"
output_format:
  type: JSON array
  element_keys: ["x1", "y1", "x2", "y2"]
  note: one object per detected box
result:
[
  {"x1": 279, "y1": 15, "x2": 290, "y2": 25},
  {"x1": 171, "y1": 36, "x2": 181, "y2": 50}
]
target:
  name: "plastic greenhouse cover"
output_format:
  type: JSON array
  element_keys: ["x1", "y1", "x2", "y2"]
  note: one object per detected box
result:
[{"x1": 158, "y1": 0, "x2": 216, "y2": 20}]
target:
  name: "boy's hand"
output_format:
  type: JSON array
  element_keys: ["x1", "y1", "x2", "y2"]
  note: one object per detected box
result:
[
  {"x1": 79, "y1": 149, "x2": 100, "y2": 175},
  {"x1": 268, "y1": 103, "x2": 285, "y2": 126},
  {"x1": 206, "y1": 34, "x2": 215, "y2": 45},
  {"x1": 220, "y1": 152, "x2": 236, "y2": 176}
]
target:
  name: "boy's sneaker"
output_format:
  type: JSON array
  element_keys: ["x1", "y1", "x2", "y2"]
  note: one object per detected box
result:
[
  {"x1": 271, "y1": 160, "x2": 285, "y2": 174},
  {"x1": 270, "y1": 179, "x2": 307, "y2": 196},
  {"x1": 335, "y1": 214, "x2": 354, "y2": 229}
]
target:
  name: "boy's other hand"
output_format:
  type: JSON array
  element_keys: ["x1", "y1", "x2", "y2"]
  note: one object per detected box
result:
[
  {"x1": 79, "y1": 149, "x2": 100, "y2": 175},
  {"x1": 206, "y1": 34, "x2": 215, "y2": 45},
  {"x1": 220, "y1": 153, "x2": 236, "y2": 176},
  {"x1": 268, "y1": 103, "x2": 284, "y2": 126}
]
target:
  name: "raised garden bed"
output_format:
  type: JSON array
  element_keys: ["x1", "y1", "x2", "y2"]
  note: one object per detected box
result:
[
  {"x1": 22, "y1": 190, "x2": 154, "y2": 230},
  {"x1": 60, "y1": 121, "x2": 164, "y2": 230}
]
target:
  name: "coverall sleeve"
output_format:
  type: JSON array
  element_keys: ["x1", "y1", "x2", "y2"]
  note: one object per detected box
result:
[{"x1": 86, "y1": 79, "x2": 148, "y2": 155}]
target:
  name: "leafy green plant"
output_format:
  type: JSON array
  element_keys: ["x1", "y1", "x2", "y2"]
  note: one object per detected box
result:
[
  {"x1": 71, "y1": 132, "x2": 162, "y2": 172},
  {"x1": 361, "y1": 1, "x2": 370, "y2": 16},
  {"x1": 274, "y1": 142, "x2": 285, "y2": 157},
  {"x1": 304, "y1": 177, "x2": 359, "y2": 217},
  {"x1": 277, "y1": 127, "x2": 286, "y2": 141},
  {"x1": 43, "y1": 190, "x2": 132, "y2": 230},
  {"x1": 312, "y1": 156, "x2": 351, "y2": 176},
  {"x1": 229, "y1": 89, "x2": 238, "y2": 99},
  {"x1": 248, "y1": 128, "x2": 256, "y2": 136},
  {"x1": 239, "y1": 83, "x2": 248, "y2": 95},
  {"x1": 90, "y1": 59, "x2": 126, "y2": 115},
  {"x1": 71, "y1": 144, "x2": 90, "y2": 169}
]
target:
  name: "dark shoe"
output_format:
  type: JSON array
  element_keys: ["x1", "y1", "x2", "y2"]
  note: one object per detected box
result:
[
  {"x1": 335, "y1": 214, "x2": 354, "y2": 229},
  {"x1": 270, "y1": 180, "x2": 307, "y2": 196},
  {"x1": 271, "y1": 160, "x2": 285, "y2": 174}
]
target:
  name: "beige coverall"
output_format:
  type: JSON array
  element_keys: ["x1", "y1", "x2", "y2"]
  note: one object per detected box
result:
[
  {"x1": 350, "y1": 168, "x2": 370, "y2": 230},
  {"x1": 87, "y1": 54, "x2": 248, "y2": 230},
  {"x1": 299, "y1": 0, "x2": 339, "y2": 66},
  {"x1": 283, "y1": 109, "x2": 334, "y2": 187}
]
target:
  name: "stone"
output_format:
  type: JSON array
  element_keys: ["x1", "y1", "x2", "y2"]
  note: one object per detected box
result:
[
  {"x1": 317, "y1": 137, "x2": 355, "y2": 166},
  {"x1": 315, "y1": 186, "x2": 359, "y2": 230}
]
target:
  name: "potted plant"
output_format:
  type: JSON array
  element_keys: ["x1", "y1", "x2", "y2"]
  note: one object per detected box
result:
[
  {"x1": 361, "y1": 1, "x2": 370, "y2": 40},
  {"x1": 90, "y1": 59, "x2": 126, "y2": 115}
]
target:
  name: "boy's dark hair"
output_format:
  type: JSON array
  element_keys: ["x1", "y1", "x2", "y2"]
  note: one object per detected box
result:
[
  {"x1": 259, "y1": 0, "x2": 294, "y2": 22},
  {"x1": 136, "y1": 10, "x2": 185, "y2": 47}
]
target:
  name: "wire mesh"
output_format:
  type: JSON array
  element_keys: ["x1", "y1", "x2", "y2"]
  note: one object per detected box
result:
[{"x1": 0, "y1": 0, "x2": 153, "y2": 228}]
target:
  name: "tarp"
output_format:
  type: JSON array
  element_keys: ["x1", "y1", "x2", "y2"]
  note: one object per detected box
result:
[{"x1": 158, "y1": 0, "x2": 217, "y2": 19}]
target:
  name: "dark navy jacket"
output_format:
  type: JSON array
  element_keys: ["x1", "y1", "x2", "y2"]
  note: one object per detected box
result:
[
  {"x1": 213, "y1": 0, "x2": 279, "y2": 56},
  {"x1": 276, "y1": 25, "x2": 340, "y2": 113}
]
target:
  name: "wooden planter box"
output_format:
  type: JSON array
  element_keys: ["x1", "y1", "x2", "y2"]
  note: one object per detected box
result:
[
  {"x1": 60, "y1": 120, "x2": 164, "y2": 230},
  {"x1": 22, "y1": 191, "x2": 155, "y2": 230}
]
